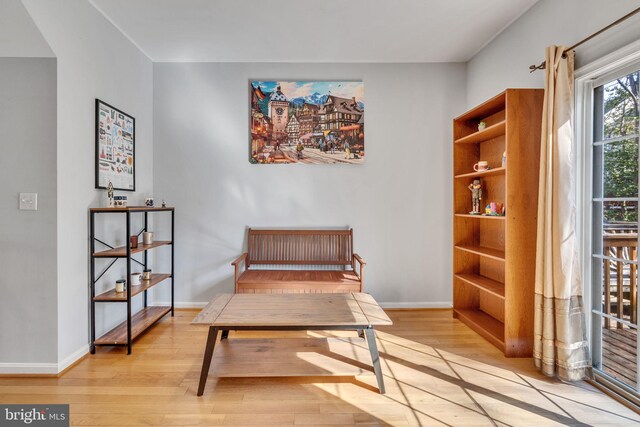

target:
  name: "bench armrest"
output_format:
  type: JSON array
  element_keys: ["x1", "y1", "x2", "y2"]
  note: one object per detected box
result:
[
  {"x1": 353, "y1": 253, "x2": 366, "y2": 265},
  {"x1": 232, "y1": 252, "x2": 248, "y2": 266},
  {"x1": 352, "y1": 253, "x2": 365, "y2": 291},
  {"x1": 232, "y1": 253, "x2": 248, "y2": 293}
]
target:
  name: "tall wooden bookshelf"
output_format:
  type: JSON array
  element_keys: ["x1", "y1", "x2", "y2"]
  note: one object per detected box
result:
[{"x1": 453, "y1": 89, "x2": 543, "y2": 357}]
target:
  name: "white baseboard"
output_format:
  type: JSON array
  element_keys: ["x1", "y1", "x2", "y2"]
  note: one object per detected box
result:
[
  {"x1": 380, "y1": 301, "x2": 452, "y2": 309},
  {"x1": 0, "y1": 363, "x2": 58, "y2": 375},
  {"x1": 58, "y1": 345, "x2": 89, "y2": 373},
  {"x1": 151, "y1": 301, "x2": 208, "y2": 308},
  {"x1": 0, "y1": 345, "x2": 89, "y2": 375},
  {"x1": 151, "y1": 301, "x2": 452, "y2": 309}
]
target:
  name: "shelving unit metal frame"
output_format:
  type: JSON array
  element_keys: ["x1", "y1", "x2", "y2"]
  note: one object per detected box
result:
[{"x1": 89, "y1": 206, "x2": 174, "y2": 354}]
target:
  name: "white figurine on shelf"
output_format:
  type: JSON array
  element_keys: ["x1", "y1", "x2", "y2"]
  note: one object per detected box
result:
[
  {"x1": 107, "y1": 181, "x2": 114, "y2": 208},
  {"x1": 468, "y1": 179, "x2": 483, "y2": 215}
]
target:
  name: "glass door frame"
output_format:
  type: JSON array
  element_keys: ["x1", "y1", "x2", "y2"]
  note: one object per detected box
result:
[{"x1": 576, "y1": 40, "x2": 640, "y2": 403}]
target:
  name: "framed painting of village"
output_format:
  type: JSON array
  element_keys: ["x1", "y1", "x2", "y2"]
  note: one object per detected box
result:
[{"x1": 250, "y1": 81, "x2": 364, "y2": 164}]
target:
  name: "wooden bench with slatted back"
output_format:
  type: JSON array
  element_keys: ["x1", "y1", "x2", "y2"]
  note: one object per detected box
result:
[{"x1": 231, "y1": 228, "x2": 365, "y2": 294}]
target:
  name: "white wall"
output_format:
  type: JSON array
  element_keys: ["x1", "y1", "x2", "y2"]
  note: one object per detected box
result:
[
  {"x1": 0, "y1": 58, "x2": 57, "y2": 371},
  {"x1": 21, "y1": 0, "x2": 154, "y2": 366},
  {"x1": 153, "y1": 62, "x2": 465, "y2": 307},
  {"x1": 467, "y1": 0, "x2": 640, "y2": 107},
  {"x1": 0, "y1": 0, "x2": 53, "y2": 57},
  {"x1": 10, "y1": 0, "x2": 637, "y2": 370}
]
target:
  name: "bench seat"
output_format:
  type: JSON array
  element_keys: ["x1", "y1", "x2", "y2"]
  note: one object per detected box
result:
[
  {"x1": 232, "y1": 229, "x2": 365, "y2": 294},
  {"x1": 237, "y1": 270, "x2": 361, "y2": 293}
]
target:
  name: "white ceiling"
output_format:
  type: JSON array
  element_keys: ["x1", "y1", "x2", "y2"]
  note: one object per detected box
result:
[{"x1": 90, "y1": 0, "x2": 539, "y2": 63}]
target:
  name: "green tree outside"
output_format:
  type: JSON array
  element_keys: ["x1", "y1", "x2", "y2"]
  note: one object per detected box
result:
[{"x1": 602, "y1": 71, "x2": 639, "y2": 224}]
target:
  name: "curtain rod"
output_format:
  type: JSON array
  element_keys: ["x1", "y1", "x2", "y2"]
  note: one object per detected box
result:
[{"x1": 528, "y1": 6, "x2": 640, "y2": 73}]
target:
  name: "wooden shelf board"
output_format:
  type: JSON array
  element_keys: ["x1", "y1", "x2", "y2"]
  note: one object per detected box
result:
[
  {"x1": 454, "y1": 167, "x2": 506, "y2": 179},
  {"x1": 455, "y1": 273, "x2": 505, "y2": 299},
  {"x1": 454, "y1": 214, "x2": 505, "y2": 220},
  {"x1": 454, "y1": 91, "x2": 505, "y2": 122},
  {"x1": 455, "y1": 121, "x2": 505, "y2": 145},
  {"x1": 209, "y1": 338, "x2": 374, "y2": 378},
  {"x1": 93, "y1": 241, "x2": 172, "y2": 258},
  {"x1": 454, "y1": 308, "x2": 505, "y2": 350},
  {"x1": 90, "y1": 206, "x2": 174, "y2": 212},
  {"x1": 93, "y1": 274, "x2": 172, "y2": 301},
  {"x1": 455, "y1": 244, "x2": 505, "y2": 262},
  {"x1": 94, "y1": 306, "x2": 171, "y2": 345}
]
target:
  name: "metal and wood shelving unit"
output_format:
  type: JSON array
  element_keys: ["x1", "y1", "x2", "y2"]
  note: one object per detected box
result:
[
  {"x1": 453, "y1": 89, "x2": 543, "y2": 357},
  {"x1": 89, "y1": 206, "x2": 174, "y2": 354}
]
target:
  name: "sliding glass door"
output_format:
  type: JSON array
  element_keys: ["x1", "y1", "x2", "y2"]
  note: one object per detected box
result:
[{"x1": 590, "y1": 66, "x2": 640, "y2": 396}]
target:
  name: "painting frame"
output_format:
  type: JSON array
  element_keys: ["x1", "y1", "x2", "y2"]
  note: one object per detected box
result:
[
  {"x1": 249, "y1": 80, "x2": 365, "y2": 164},
  {"x1": 95, "y1": 99, "x2": 136, "y2": 191}
]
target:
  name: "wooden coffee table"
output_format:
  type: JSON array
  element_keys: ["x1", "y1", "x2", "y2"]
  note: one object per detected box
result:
[{"x1": 192, "y1": 293, "x2": 392, "y2": 396}]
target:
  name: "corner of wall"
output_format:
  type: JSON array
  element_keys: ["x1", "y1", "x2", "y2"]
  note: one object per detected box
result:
[{"x1": 20, "y1": 0, "x2": 154, "y2": 371}]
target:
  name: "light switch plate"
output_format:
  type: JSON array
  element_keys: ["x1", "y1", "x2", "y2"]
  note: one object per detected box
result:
[{"x1": 19, "y1": 193, "x2": 38, "y2": 211}]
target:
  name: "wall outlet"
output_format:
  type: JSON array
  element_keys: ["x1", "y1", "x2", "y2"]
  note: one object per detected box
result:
[{"x1": 19, "y1": 193, "x2": 38, "y2": 211}]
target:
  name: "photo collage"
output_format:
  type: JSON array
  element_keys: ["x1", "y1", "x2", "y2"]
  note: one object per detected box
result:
[{"x1": 96, "y1": 100, "x2": 135, "y2": 190}]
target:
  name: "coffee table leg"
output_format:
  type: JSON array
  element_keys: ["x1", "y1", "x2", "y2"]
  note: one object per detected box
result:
[
  {"x1": 364, "y1": 327, "x2": 385, "y2": 394},
  {"x1": 197, "y1": 326, "x2": 219, "y2": 396},
  {"x1": 221, "y1": 330, "x2": 229, "y2": 340}
]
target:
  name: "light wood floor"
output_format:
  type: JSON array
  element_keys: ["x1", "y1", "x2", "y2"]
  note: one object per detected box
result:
[{"x1": 1, "y1": 309, "x2": 639, "y2": 426}]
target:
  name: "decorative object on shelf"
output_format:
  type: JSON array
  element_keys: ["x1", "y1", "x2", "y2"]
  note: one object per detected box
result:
[
  {"x1": 130, "y1": 235, "x2": 138, "y2": 248},
  {"x1": 130, "y1": 272, "x2": 142, "y2": 285},
  {"x1": 145, "y1": 197, "x2": 154, "y2": 207},
  {"x1": 250, "y1": 81, "x2": 365, "y2": 164},
  {"x1": 115, "y1": 279, "x2": 126, "y2": 293},
  {"x1": 107, "y1": 181, "x2": 114, "y2": 208},
  {"x1": 95, "y1": 99, "x2": 135, "y2": 191},
  {"x1": 161, "y1": 199, "x2": 166, "y2": 208},
  {"x1": 473, "y1": 160, "x2": 489, "y2": 172},
  {"x1": 468, "y1": 179, "x2": 483, "y2": 215},
  {"x1": 493, "y1": 202, "x2": 504, "y2": 215},
  {"x1": 485, "y1": 202, "x2": 505, "y2": 216},
  {"x1": 142, "y1": 231, "x2": 153, "y2": 245},
  {"x1": 478, "y1": 121, "x2": 487, "y2": 131},
  {"x1": 502, "y1": 151, "x2": 507, "y2": 167},
  {"x1": 113, "y1": 195, "x2": 128, "y2": 207},
  {"x1": 142, "y1": 269, "x2": 152, "y2": 280}
]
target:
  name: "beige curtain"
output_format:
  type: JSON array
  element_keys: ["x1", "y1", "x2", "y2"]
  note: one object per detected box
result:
[{"x1": 533, "y1": 46, "x2": 592, "y2": 381}]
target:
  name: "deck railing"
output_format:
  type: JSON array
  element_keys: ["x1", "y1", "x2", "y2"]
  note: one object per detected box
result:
[{"x1": 603, "y1": 231, "x2": 638, "y2": 328}]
